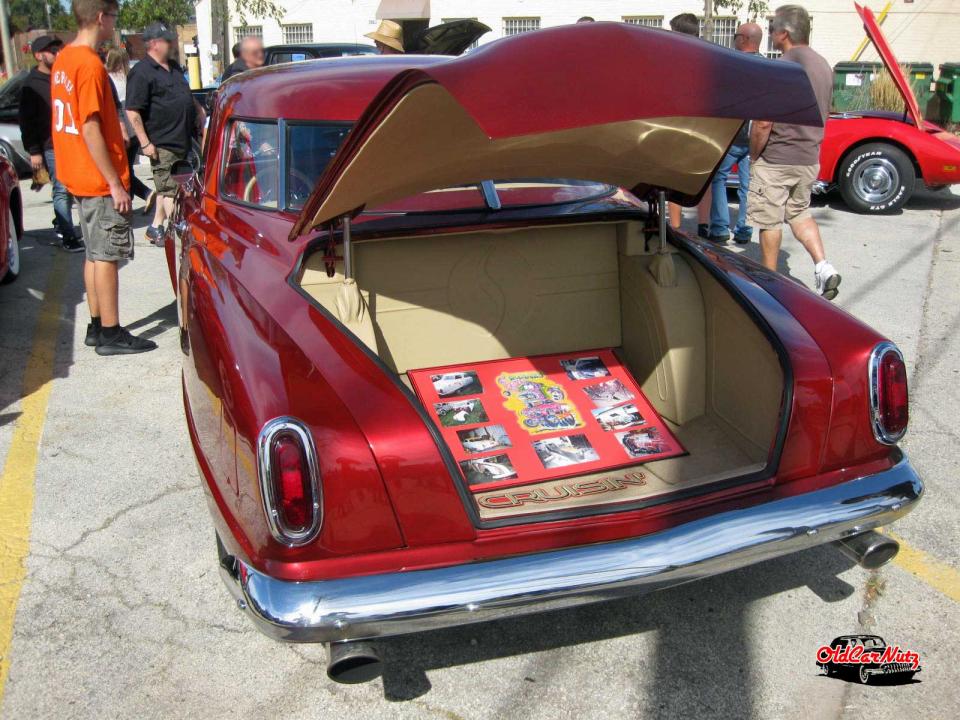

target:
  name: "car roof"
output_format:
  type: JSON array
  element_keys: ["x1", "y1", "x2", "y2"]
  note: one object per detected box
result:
[
  {"x1": 266, "y1": 43, "x2": 374, "y2": 51},
  {"x1": 217, "y1": 55, "x2": 449, "y2": 122}
]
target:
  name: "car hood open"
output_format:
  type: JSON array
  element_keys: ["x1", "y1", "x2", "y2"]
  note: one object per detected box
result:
[
  {"x1": 290, "y1": 22, "x2": 824, "y2": 239},
  {"x1": 855, "y1": 2, "x2": 924, "y2": 129},
  {"x1": 406, "y1": 19, "x2": 491, "y2": 55}
]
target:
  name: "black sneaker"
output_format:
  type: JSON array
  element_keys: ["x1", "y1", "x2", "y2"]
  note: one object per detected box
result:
[
  {"x1": 733, "y1": 232, "x2": 752, "y2": 245},
  {"x1": 84, "y1": 323, "x2": 99, "y2": 347},
  {"x1": 61, "y1": 236, "x2": 85, "y2": 253},
  {"x1": 697, "y1": 223, "x2": 710, "y2": 239},
  {"x1": 707, "y1": 233, "x2": 731, "y2": 244},
  {"x1": 145, "y1": 224, "x2": 164, "y2": 247},
  {"x1": 96, "y1": 327, "x2": 158, "y2": 356}
]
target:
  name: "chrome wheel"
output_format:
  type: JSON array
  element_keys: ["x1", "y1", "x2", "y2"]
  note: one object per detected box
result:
[
  {"x1": 851, "y1": 157, "x2": 900, "y2": 205},
  {"x1": 859, "y1": 665, "x2": 871, "y2": 684}
]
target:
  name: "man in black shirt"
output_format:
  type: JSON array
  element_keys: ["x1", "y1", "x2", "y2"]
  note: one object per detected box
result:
[
  {"x1": 221, "y1": 36, "x2": 265, "y2": 82},
  {"x1": 17, "y1": 35, "x2": 83, "y2": 251},
  {"x1": 125, "y1": 22, "x2": 205, "y2": 244}
]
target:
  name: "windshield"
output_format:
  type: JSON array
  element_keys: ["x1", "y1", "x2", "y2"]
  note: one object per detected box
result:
[{"x1": 230, "y1": 120, "x2": 617, "y2": 212}]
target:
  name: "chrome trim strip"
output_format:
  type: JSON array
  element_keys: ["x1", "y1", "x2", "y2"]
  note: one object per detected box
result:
[
  {"x1": 256, "y1": 416, "x2": 323, "y2": 547},
  {"x1": 224, "y1": 453, "x2": 922, "y2": 643},
  {"x1": 868, "y1": 342, "x2": 908, "y2": 445}
]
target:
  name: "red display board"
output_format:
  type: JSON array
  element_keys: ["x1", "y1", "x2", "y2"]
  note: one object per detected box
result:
[{"x1": 409, "y1": 349, "x2": 686, "y2": 491}]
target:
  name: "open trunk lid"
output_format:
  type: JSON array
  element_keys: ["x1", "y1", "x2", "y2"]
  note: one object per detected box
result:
[
  {"x1": 289, "y1": 22, "x2": 823, "y2": 239},
  {"x1": 406, "y1": 19, "x2": 491, "y2": 55},
  {"x1": 855, "y1": 2, "x2": 924, "y2": 128}
]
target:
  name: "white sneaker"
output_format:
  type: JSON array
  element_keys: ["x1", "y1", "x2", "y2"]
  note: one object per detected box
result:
[{"x1": 815, "y1": 261, "x2": 841, "y2": 300}]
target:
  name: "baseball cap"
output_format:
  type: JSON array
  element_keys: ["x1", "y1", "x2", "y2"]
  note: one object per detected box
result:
[
  {"x1": 142, "y1": 22, "x2": 177, "y2": 42},
  {"x1": 31, "y1": 35, "x2": 63, "y2": 54}
]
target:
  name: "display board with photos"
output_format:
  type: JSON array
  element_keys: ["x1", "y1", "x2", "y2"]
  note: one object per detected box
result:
[{"x1": 408, "y1": 349, "x2": 686, "y2": 490}]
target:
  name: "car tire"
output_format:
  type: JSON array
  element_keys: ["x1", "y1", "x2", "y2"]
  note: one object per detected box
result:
[
  {"x1": 858, "y1": 665, "x2": 872, "y2": 685},
  {"x1": 1, "y1": 206, "x2": 20, "y2": 284},
  {"x1": 838, "y1": 142, "x2": 916, "y2": 214}
]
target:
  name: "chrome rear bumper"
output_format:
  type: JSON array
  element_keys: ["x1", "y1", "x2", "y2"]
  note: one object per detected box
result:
[{"x1": 219, "y1": 453, "x2": 922, "y2": 643}]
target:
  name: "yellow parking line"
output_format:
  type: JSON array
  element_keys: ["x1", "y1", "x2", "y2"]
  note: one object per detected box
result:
[
  {"x1": 0, "y1": 251, "x2": 68, "y2": 703},
  {"x1": 888, "y1": 532, "x2": 960, "y2": 604}
]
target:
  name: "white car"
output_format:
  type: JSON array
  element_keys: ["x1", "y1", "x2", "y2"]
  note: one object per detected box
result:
[
  {"x1": 473, "y1": 460, "x2": 515, "y2": 479},
  {"x1": 432, "y1": 372, "x2": 477, "y2": 397},
  {"x1": 463, "y1": 437, "x2": 498, "y2": 453}
]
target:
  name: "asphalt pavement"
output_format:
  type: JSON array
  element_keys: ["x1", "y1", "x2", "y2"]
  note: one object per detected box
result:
[{"x1": 0, "y1": 172, "x2": 958, "y2": 719}]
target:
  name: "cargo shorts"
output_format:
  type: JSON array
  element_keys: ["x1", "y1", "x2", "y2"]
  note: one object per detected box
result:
[
  {"x1": 78, "y1": 195, "x2": 133, "y2": 262},
  {"x1": 150, "y1": 146, "x2": 187, "y2": 198},
  {"x1": 746, "y1": 158, "x2": 819, "y2": 230}
]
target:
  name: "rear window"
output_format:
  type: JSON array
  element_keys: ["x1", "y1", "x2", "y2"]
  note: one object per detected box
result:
[{"x1": 286, "y1": 122, "x2": 352, "y2": 209}]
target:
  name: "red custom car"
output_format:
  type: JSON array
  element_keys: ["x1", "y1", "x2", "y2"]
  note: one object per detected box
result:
[
  {"x1": 168, "y1": 22, "x2": 922, "y2": 684},
  {"x1": 732, "y1": 3, "x2": 960, "y2": 213},
  {"x1": 0, "y1": 155, "x2": 22, "y2": 284}
]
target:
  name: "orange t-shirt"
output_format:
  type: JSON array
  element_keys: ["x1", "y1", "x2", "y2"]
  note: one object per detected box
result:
[{"x1": 50, "y1": 45, "x2": 129, "y2": 197}]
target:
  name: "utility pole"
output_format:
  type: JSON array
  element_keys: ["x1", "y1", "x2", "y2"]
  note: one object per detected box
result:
[
  {"x1": 45, "y1": 1, "x2": 53, "y2": 29},
  {"x1": 703, "y1": 0, "x2": 715, "y2": 45},
  {"x1": 0, "y1": 0, "x2": 15, "y2": 79}
]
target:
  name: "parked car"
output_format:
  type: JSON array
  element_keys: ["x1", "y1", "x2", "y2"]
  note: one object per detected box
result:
[
  {"x1": 818, "y1": 635, "x2": 921, "y2": 684},
  {"x1": 0, "y1": 70, "x2": 35, "y2": 179},
  {"x1": 263, "y1": 19, "x2": 490, "y2": 67},
  {"x1": 167, "y1": 22, "x2": 922, "y2": 684},
  {"x1": 264, "y1": 42, "x2": 376, "y2": 66},
  {"x1": 0, "y1": 155, "x2": 23, "y2": 284},
  {"x1": 729, "y1": 4, "x2": 960, "y2": 214}
]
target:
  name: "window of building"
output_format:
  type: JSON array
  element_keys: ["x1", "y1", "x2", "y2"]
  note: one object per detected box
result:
[
  {"x1": 443, "y1": 17, "x2": 482, "y2": 49},
  {"x1": 233, "y1": 25, "x2": 263, "y2": 41},
  {"x1": 623, "y1": 16, "x2": 664, "y2": 29},
  {"x1": 503, "y1": 17, "x2": 540, "y2": 36},
  {"x1": 698, "y1": 17, "x2": 738, "y2": 47},
  {"x1": 282, "y1": 23, "x2": 314, "y2": 44}
]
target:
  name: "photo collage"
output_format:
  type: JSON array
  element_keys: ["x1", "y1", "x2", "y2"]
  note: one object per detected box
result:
[{"x1": 409, "y1": 350, "x2": 685, "y2": 490}]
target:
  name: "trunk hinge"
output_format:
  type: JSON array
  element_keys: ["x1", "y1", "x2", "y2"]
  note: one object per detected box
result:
[
  {"x1": 322, "y1": 215, "x2": 354, "y2": 279},
  {"x1": 648, "y1": 190, "x2": 677, "y2": 288},
  {"x1": 329, "y1": 214, "x2": 377, "y2": 352}
]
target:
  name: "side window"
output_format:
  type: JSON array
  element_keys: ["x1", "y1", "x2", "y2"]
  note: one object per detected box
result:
[
  {"x1": 285, "y1": 122, "x2": 352, "y2": 208},
  {"x1": 221, "y1": 119, "x2": 280, "y2": 208},
  {"x1": 270, "y1": 52, "x2": 293, "y2": 64}
]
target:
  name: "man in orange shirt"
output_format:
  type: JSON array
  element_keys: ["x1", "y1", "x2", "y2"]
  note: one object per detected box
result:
[{"x1": 51, "y1": 0, "x2": 156, "y2": 355}]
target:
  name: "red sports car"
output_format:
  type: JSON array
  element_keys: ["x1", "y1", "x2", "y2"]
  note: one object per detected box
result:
[
  {"x1": 0, "y1": 154, "x2": 22, "y2": 284},
  {"x1": 168, "y1": 22, "x2": 922, "y2": 684}
]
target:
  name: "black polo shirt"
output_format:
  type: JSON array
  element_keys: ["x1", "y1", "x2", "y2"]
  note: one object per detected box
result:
[{"x1": 125, "y1": 55, "x2": 196, "y2": 155}]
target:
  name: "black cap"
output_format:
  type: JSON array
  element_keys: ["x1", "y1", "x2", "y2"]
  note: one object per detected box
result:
[
  {"x1": 31, "y1": 35, "x2": 63, "y2": 54},
  {"x1": 142, "y1": 22, "x2": 177, "y2": 42}
]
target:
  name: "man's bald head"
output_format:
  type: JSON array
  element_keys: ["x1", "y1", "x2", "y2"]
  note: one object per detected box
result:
[
  {"x1": 735, "y1": 22, "x2": 763, "y2": 52},
  {"x1": 240, "y1": 35, "x2": 265, "y2": 69}
]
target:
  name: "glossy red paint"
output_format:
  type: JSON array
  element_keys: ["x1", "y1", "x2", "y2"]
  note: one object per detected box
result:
[
  {"x1": 855, "y1": 3, "x2": 922, "y2": 128},
  {"x1": 173, "y1": 34, "x2": 904, "y2": 583},
  {"x1": 819, "y1": 114, "x2": 960, "y2": 188},
  {"x1": 0, "y1": 157, "x2": 21, "y2": 282}
]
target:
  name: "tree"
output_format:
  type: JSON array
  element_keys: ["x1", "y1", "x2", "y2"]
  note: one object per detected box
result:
[
  {"x1": 713, "y1": 0, "x2": 771, "y2": 21},
  {"x1": 118, "y1": 0, "x2": 197, "y2": 29},
  {"x1": 9, "y1": 0, "x2": 75, "y2": 33}
]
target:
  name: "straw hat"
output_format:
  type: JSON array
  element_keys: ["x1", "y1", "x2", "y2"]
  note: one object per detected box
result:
[{"x1": 364, "y1": 20, "x2": 404, "y2": 53}]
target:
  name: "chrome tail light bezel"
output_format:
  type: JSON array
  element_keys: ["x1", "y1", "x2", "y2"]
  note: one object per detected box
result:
[
  {"x1": 257, "y1": 416, "x2": 323, "y2": 546},
  {"x1": 868, "y1": 342, "x2": 909, "y2": 445}
]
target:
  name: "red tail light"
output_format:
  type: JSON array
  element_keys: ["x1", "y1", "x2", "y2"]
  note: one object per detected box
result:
[
  {"x1": 257, "y1": 418, "x2": 322, "y2": 546},
  {"x1": 869, "y1": 343, "x2": 908, "y2": 444}
]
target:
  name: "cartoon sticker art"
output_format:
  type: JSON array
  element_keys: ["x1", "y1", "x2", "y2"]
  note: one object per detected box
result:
[{"x1": 497, "y1": 370, "x2": 585, "y2": 435}]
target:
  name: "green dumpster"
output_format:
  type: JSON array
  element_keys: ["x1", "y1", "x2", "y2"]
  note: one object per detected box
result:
[
  {"x1": 903, "y1": 62, "x2": 935, "y2": 116},
  {"x1": 936, "y1": 62, "x2": 960, "y2": 124},
  {"x1": 832, "y1": 61, "x2": 882, "y2": 112}
]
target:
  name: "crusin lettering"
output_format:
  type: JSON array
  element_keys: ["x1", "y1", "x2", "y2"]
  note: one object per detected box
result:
[{"x1": 477, "y1": 472, "x2": 647, "y2": 509}]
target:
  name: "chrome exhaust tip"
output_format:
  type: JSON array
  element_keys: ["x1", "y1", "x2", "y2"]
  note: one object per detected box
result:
[
  {"x1": 326, "y1": 641, "x2": 383, "y2": 684},
  {"x1": 835, "y1": 530, "x2": 899, "y2": 570}
]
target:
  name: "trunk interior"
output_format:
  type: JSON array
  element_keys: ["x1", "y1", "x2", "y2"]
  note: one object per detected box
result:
[{"x1": 297, "y1": 220, "x2": 784, "y2": 521}]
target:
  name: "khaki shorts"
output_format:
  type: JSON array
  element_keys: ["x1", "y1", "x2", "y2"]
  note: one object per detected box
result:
[
  {"x1": 150, "y1": 146, "x2": 186, "y2": 198},
  {"x1": 77, "y1": 195, "x2": 133, "y2": 262},
  {"x1": 746, "y1": 158, "x2": 819, "y2": 230}
]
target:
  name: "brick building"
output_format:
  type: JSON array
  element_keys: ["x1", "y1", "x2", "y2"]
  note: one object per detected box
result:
[{"x1": 193, "y1": 1, "x2": 959, "y2": 86}]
